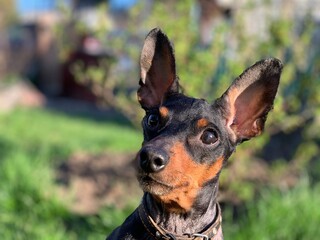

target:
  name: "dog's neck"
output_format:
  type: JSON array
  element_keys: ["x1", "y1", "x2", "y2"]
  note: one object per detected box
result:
[{"x1": 143, "y1": 182, "x2": 220, "y2": 235}]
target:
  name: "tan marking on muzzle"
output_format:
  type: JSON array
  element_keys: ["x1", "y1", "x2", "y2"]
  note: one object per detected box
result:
[{"x1": 154, "y1": 142, "x2": 224, "y2": 213}]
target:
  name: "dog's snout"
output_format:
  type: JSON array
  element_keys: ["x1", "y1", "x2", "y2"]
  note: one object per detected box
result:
[{"x1": 139, "y1": 147, "x2": 169, "y2": 173}]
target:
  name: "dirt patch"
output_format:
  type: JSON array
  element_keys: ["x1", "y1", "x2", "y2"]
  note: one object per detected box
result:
[{"x1": 56, "y1": 152, "x2": 142, "y2": 214}]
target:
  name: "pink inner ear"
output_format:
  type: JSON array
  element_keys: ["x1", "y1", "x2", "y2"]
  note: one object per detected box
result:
[
  {"x1": 230, "y1": 82, "x2": 272, "y2": 139},
  {"x1": 221, "y1": 58, "x2": 281, "y2": 141}
]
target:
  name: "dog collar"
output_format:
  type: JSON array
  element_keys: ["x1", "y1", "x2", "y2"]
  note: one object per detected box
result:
[{"x1": 138, "y1": 200, "x2": 223, "y2": 240}]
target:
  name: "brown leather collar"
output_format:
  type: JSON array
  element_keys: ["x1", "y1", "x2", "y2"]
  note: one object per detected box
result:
[{"x1": 138, "y1": 198, "x2": 223, "y2": 240}]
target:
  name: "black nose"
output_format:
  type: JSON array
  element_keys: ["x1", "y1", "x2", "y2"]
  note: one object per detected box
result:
[{"x1": 139, "y1": 147, "x2": 169, "y2": 173}]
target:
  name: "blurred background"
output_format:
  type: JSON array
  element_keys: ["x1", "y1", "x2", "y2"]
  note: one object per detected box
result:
[{"x1": 0, "y1": 0, "x2": 320, "y2": 239}]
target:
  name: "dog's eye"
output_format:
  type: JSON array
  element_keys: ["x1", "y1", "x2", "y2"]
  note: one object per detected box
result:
[
  {"x1": 201, "y1": 129, "x2": 218, "y2": 145},
  {"x1": 147, "y1": 114, "x2": 159, "y2": 128}
]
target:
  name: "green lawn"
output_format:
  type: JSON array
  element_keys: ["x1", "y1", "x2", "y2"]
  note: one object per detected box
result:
[
  {"x1": 0, "y1": 108, "x2": 141, "y2": 156},
  {"x1": 0, "y1": 108, "x2": 319, "y2": 239},
  {"x1": 0, "y1": 108, "x2": 141, "y2": 240},
  {"x1": 223, "y1": 178, "x2": 320, "y2": 239}
]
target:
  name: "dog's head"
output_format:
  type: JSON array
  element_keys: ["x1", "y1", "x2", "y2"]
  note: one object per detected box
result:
[{"x1": 136, "y1": 28, "x2": 282, "y2": 212}]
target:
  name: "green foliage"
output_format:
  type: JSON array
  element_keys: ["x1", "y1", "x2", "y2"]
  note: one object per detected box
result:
[
  {"x1": 101, "y1": 204, "x2": 137, "y2": 236},
  {"x1": 0, "y1": 150, "x2": 68, "y2": 240},
  {"x1": 0, "y1": 108, "x2": 140, "y2": 239},
  {"x1": 224, "y1": 178, "x2": 320, "y2": 240},
  {"x1": 0, "y1": 108, "x2": 141, "y2": 156}
]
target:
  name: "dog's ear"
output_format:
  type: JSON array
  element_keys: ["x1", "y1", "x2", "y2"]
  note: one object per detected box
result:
[
  {"x1": 138, "y1": 28, "x2": 178, "y2": 109},
  {"x1": 218, "y1": 58, "x2": 282, "y2": 143}
]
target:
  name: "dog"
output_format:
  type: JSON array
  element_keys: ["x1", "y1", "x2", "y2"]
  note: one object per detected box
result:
[{"x1": 107, "y1": 28, "x2": 282, "y2": 240}]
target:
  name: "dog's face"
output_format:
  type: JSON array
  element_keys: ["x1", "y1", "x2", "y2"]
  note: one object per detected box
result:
[
  {"x1": 137, "y1": 95, "x2": 232, "y2": 212},
  {"x1": 136, "y1": 28, "x2": 282, "y2": 212}
]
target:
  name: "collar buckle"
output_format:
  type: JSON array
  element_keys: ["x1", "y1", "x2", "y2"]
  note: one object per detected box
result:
[{"x1": 191, "y1": 233, "x2": 209, "y2": 240}]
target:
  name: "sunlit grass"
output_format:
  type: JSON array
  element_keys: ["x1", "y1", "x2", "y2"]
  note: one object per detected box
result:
[
  {"x1": 0, "y1": 108, "x2": 141, "y2": 239},
  {"x1": 224, "y1": 178, "x2": 320, "y2": 240},
  {"x1": 0, "y1": 108, "x2": 141, "y2": 157}
]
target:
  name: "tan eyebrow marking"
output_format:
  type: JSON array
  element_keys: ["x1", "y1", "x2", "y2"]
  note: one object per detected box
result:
[
  {"x1": 197, "y1": 118, "x2": 209, "y2": 128},
  {"x1": 159, "y1": 106, "x2": 169, "y2": 118}
]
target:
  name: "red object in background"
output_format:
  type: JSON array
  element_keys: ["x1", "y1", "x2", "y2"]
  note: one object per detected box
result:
[{"x1": 62, "y1": 36, "x2": 113, "y2": 102}]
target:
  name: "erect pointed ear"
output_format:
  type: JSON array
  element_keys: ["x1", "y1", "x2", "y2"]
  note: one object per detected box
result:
[
  {"x1": 138, "y1": 28, "x2": 179, "y2": 109},
  {"x1": 218, "y1": 58, "x2": 283, "y2": 143}
]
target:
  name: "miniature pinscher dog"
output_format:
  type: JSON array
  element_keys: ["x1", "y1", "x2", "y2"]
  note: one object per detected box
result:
[{"x1": 107, "y1": 28, "x2": 282, "y2": 240}]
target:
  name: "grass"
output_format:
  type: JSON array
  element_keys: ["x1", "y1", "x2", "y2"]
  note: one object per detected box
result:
[
  {"x1": 0, "y1": 108, "x2": 140, "y2": 239},
  {"x1": 224, "y1": 178, "x2": 320, "y2": 240},
  {"x1": 0, "y1": 108, "x2": 141, "y2": 157},
  {"x1": 1, "y1": 108, "x2": 319, "y2": 239}
]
